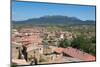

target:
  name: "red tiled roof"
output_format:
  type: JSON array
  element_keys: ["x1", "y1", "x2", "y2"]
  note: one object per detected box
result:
[
  {"x1": 18, "y1": 34, "x2": 43, "y2": 44},
  {"x1": 63, "y1": 47, "x2": 96, "y2": 61},
  {"x1": 54, "y1": 48, "x2": 64, "y2": 54}
]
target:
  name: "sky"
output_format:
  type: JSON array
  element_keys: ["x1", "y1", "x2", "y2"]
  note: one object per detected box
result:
[{"x1": 12, "y1": 1, "x2": 96, "y2": 21}]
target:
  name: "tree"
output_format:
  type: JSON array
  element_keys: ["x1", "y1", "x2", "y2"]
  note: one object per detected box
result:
[
  {"x1": 58, "y1": 39, "x2": 70, "y2": 48},
  {"x1": 71, "y1": 35, "x2": 96, "y2": 56},
  {"x1": 71, "y1": 35, "x2": 86, "y2": 49}
]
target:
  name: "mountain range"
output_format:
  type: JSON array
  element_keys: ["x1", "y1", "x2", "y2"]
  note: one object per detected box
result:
[{"x1": 12, "y1": 15, "x2": 95, "y2": 25}]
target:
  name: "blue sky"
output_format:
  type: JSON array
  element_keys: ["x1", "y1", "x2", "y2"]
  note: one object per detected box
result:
[{"x1": 12, "y1": 1, "x2": 96, "y2": 21}]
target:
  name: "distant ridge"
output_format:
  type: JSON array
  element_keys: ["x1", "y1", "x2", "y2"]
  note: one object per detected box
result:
[{"x1": 12, "y1": 15, "x2": 95, "y2": 25}]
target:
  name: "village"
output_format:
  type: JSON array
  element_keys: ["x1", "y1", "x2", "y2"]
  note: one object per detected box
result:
[{"x1": 11, "y1": 26, "x2": 96, "y2": 65}]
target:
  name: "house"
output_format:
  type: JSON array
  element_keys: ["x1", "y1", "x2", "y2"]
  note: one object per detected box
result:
[
  {"x1": 63, "y1": 47, "x2": 96, "y2": 61},
  {"x1": 12, "y1": 43, "x2": 20, "y2": 59},
  {"x1": 53, "y1": 47, "x2": 64, "y2": 63},
  {"x1": 27, "y1": 44, "x2": 44, "y2": 63},
  {"x1": 43, "y1": 46, "x2": 64, "y2": 63}
]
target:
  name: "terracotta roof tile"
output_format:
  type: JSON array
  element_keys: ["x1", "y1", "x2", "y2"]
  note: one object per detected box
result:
[
  {"x1": 63, "y1": 47, "x2": 96, "y2": 61},
  {"x1": 54, "y1": 48, "x2": 64, "y2": 54}
]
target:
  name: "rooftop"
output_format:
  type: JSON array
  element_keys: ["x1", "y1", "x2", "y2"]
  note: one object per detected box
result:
[{"x1": 63, "y1": 47, "x2": 96, "y2": 61}]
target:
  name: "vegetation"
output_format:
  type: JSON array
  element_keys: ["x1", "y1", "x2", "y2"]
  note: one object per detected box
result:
[
  {"x1": 13, "y1": 23, "x2": 96, "y2": 56},
  {"x1": 72, "y1": 35, "x2": 96, "y2": 55},
  {"x1": 58, "y1": 39, "x2": 71, "y2": 48},
  {"x1": 58, "y1": 35, "x2": 96, "y2": 56}
]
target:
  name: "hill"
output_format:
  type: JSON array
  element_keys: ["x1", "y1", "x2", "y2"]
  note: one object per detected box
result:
[{"x1": 12, "y1": 15, "x2": 95, "y2": 25}]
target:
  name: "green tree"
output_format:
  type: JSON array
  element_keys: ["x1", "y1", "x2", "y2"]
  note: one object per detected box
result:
[
  {"x1": 58, "y1": 39, "x2": 70, "y2": 48},
  {"x1": 71, "y1": 36, "x2": 86, "y2": 49},
  {"x1": 71, "y1": 35, "x2": 96, "y2": 56}
]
